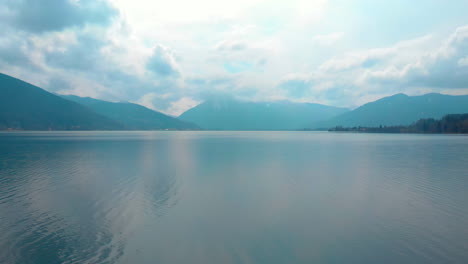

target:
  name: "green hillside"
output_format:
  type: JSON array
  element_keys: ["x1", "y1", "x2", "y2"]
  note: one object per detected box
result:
[
  {"x1": 0, "y1": 73, "x2": 122, "y2": 130},
  {"x1": 63, "y1": 95, "x2": 199, "y2": 130}
]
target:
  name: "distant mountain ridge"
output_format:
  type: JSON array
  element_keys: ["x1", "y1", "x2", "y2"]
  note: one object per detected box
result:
[
  {"x1": 179, "y1": 97, "x2": 348, "y2": 130},
  {"x1": 3, "y1": 72, "x2": 468, "y2": 131},
  {"x1": 62, "y1": 95, "x2": 199, "y2": 130},
  {"x1": 311, "y1": 93, "x2": 468, "y2": 129},
  {"x1": 0, "y1": 73, "x2": 123, "y2": 130},
  {"x1": 0, "y1": 73, "x2": 198, "y2": 130}
]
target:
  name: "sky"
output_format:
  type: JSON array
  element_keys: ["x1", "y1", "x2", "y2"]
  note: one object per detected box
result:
[{"x1": 1, "y1": 0, "x2": 468, "y2": 115}]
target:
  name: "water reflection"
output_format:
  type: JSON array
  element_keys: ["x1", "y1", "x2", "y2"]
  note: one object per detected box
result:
[
  {"x1": 0, "y1": 132, "x2": 467, "y2": 264},
  {"x1": 0, "y1": 133, "x2": 181, "y2": 264}
]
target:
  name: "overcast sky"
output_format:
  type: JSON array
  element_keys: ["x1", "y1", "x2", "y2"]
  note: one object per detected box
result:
[{"x1": 1, "y1": 0, "x2": 468, "y2": 115}]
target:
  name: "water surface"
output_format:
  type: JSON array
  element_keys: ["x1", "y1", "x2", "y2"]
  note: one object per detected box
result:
[{"x1": 0, "y1": 131, "x2": 467, "y2": 264}]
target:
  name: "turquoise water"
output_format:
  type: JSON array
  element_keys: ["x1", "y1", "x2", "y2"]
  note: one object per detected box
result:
[{"x1": 0, "y1": 131, "x2": 467, "y2": 264}]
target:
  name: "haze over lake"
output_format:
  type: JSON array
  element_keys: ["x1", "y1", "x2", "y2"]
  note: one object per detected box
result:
[{"x1": 1, "y1": 131, "x2": 467, "y2": 264}]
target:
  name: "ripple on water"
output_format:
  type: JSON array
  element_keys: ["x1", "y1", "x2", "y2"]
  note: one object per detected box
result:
[{"x1": 0, "y1": 132, "x2": 468, "y2": 264}]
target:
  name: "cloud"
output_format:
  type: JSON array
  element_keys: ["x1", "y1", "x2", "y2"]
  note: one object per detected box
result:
[
  {"x1": 0, "y1": 0, "x2": 331, "y2": 114},
  {"x1": 0, "y1": 31, "x2": 31, "y2": 65},
  {"x1": 223, "y1": 61, "x2": 254, "y2": 73},
  {"x1": 459, "y1": 56, "x2": 468, "y2": 67},
  {"x1": 3, "y1": 0, "x2": 118, "y2": 33},
  {"x1": 365, "y1": 25, "x2": 468, "y2": 89},
  {"x1": 1, "y1": 0, "x2": 468, "y2": 115},
  {"x1": 136, "y1": 92, "x2": 169, "y2": 111},
  {"x1": 168, "y1": 97, "x2": 201, "y2": 116},
  {"x1": 313, "y1": 32, "x2": 344, "y2": 46},
  {"x1": 278, "y1": 76, "x2": 312, "y2": 98},
  {"x1": 135, "y1": 92, "x2": 200, "y2": 116},
  {"x1": 215, "y1": 40, "x2": 248, "y2": 51},
  {"x1": 146, "y1": 44, "x2": 180, "y2": 77},
  {"x1": 0, "y1": 18, "x2": 177, "y2": 103},
  {"x1": 277, "y1": 25, "x2": 468, "y2": 107},
  {"x1": 319, "y1": 35, "x2": 434, "y2": 72},
  {"x1": 44, "y1": 30, "x2": 106, "y2": 71}
]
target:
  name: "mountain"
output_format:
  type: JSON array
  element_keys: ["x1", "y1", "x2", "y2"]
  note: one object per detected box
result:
[
  {"x1": 0, "y1": 73, "x2": 123, "y2": 130},
  {"x1": 179, "y1": 97, "x2": 348, "y2": 130},
  {"x1": 61, "y1": 95, "x2": 199, "y2": 130},
  {"x1": 312, "y1": 93, "x2": 468, "y2": 129}
]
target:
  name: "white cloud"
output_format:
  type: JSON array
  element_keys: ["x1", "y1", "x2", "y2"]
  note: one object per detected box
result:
[
  {"x1": 313, "y1": 32, "x2": 344, "y2": 46},
  {"x1": 2, "y1": 0, "x2": 468, "y2": 115},
  {"x1": 319, "y1": 35, "x2": 434, "y2": 72},
  {"x1": 364, "y1": 25, "x2": 468, "y2": 89},
  {"x1": 135, "y1": 93, "x2": 200, "y2": 116},
  {"x1": 167, "y1": 97, "x2": 201, "y2": 116},
  {"x1": 459, "y1": 56, "x2": 468, "y2": 67},
  {"x1": 135, "y1": 92, "x2": 166, "y2": 110},
  {"x1": 215, "y1": 40, "x2": 248, "y2": 51},
  {"x1": 278, "y1": 25, "x2": 468, "y2": 108}
]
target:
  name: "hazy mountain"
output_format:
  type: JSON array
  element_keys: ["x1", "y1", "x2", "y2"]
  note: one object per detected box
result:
[
  {"x1": 312, "y1": 93, "x2": 468, "y2": 129},
  {"x1": 62, "y1": 95, "x2": 199, "y2": 130},
  {"x1": 0, "y1": 73, "x2": 123, "y2": 130},
  {"x1": 4, "y1": 71, "x2": 467, "y2": 132},
  {"x1": 179, "y1": 97, "x2": 348, "y2": 130}
]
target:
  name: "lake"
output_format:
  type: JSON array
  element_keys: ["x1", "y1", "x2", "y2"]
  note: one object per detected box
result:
[{"x1": 0, "y1": 131, "x2": 467, "y2": 264}]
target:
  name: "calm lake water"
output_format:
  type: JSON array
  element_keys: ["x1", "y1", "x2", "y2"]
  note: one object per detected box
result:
[{"x1": 0, "y1": 131, "x2": 467, "y2": 264}]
